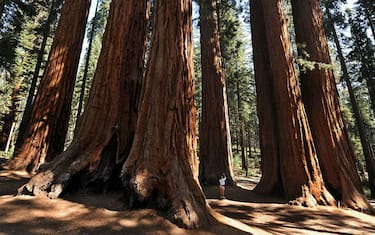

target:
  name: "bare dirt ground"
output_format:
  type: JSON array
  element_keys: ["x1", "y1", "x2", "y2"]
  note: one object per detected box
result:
[{"x1": 0, "y1": 171, "x2": 374, "y2": 235}]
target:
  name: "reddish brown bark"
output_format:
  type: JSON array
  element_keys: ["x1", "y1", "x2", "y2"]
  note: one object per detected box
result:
[
  {"x1": 250, "y1": 0, "x2": 282, "y2": 195},
  {"x1": 15, "y1": 0, "x2": 60, "y2": 150},
  {"x1": 5, "y1": 0, "x2": 91, "y2": 172},
  {"x1": 198, "y1": 0, "x2": 235, "y2": 185},
  {"x1": 325, "y1": 5, "x2": 375, "y2": 199},
  {"x1": 291, "y1": 0, "x2": 373, "y2": 211},
  {"x1": 121, "y1": 0, "x2": 215, "y2": 228},
  {"x1": 253, "y1": 0, "x2": 335, "y2": 207},
  {"x1": 18, "y1": 0, "x2": 150, "y2": 195}
]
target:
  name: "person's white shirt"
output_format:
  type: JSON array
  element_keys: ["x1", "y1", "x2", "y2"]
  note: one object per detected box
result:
[{"x1": 219, "y1": 176, "x2": 226, "y2": 186}]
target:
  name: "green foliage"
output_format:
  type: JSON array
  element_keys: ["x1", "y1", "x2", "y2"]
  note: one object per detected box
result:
[
  {"x1": 347, "y1": 9, "x2": 375, "y2": 84},
  {"x1": 0, "y1": 0, "x2": 41, "y2": 133},
  {"x1": 0, "y1": 0, "x2": 59, "y2": 149},
  {"x1": 217, "y1": 0, "x2": 258, "y2": 153},
  {"x1": 296, "y1": 43, "x2": 334, "y2": 73}
]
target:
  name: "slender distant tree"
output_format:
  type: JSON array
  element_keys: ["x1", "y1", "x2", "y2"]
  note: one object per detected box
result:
[
  {"x1": 198, "y1": 0, "x2": 235, "y2": 185},
  {"x1": 356, "y1": 0, "x2": 374, "y2": 41},
  {"x1": 3, "y1": 0, "x2": 91, "y2": 172},
  {"x1": 75, "y1": 0, "x2": 100, "y2": 126},
  {"x1": 291, "y1": 0, "x2": 372, "y2": 209},
  {"x1": 347, "y1": 9, "x2": 375, "y2": 118},
  {"x1": 0, "y1": 77, "x2": 24, "y2": 151},
  {"x1": 236, "y1": 78, "x2": 247, "y2": 174},
  {"x1": 252, "y1": 0, "x2": 336, "y2": 207},
  {"x1": 0, "y1": 3, "x2": 46, "y2": 151}
]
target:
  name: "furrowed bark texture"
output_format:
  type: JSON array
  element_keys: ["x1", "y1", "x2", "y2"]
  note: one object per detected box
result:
[
  {"x1": 250, "y1": 0, "x2": 282, "y2": 195},
  {"x1": 121, "y1": 0, "x2": 214, "y2": 228},
  {"x1": 257, "y1": 0, "x2": 335, "y2": 207},
  {"x1": 291, "y1": 0, "x2": 373, "y2": 210},
  {"x1": 18, "y1": 0, "x2": 150, "y2": 197},
  {"x1": 325, "y1": 4, "x2": 375, "y2": 200},
  {"x1": 15, "y1": 0, "x2": 59, "y2": 150},
  {"x1": 198, "y1": 0, "x2": 235, "y2": 185},
  {"x1": 6, "y1": 0, "x2": 91, "y2": 172}
]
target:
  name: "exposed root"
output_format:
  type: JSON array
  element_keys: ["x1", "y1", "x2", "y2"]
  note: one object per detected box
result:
[
  {"x1": 17, "y1": 170, "x2": 55, "y2": 197},
  {"x1": 168, "y1": 197, "x2": 201, "y2": 229},
  {"x1": 288, "y1": 196, "x2": 317, "y2": 208},
  {"x1": 288, "y1": 186, "x2": 318, "y2": 208},
  {"x1": 340, "y1": 195, "x2": 375, "y2": 215},
  {"x1": 120, "y1": 166, "x2": 214, "y2": 229}
]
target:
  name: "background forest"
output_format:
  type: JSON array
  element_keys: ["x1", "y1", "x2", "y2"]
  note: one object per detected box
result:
[{"x1": 0, "y1": 0, "x2": 374, "y2": 228}]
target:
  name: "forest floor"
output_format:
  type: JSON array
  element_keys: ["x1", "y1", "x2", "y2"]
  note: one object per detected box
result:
[{"x1": 0, "y1": 169, "x2": 374, "y2": 235}]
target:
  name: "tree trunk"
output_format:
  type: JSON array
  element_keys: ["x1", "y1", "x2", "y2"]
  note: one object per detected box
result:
[
  {"x1": 120, "y1": 0, "x2": 216, "y2": 228},
  {"x1": 4, "y1": 0, "x2": 91, "y2": 172},
  {"x1": 366, "y1": 78, "x2": 375, "y2": 116},
  {"x1": 236, "y1": 80, "x2": 247, "y2": 174},
  {"x1": 15, "y1": 0, "x2": 60, "y2": 150},
  {"x1": 324, "y1": 4, "x2": 375, "y2": 199},
  {"x1": 250, "y1": 0, "x2": 282, "y2": 195},
  {"x1": 246, "y1": 125, "x2": 252, "y2": 160},
  {"x1": 19, "y1": 0, "x2": 150, "y2": 194},
  {"x1": 198, "y1": 0, "x2": 235, "y2": 185},
  {"x1": 292, "y1": 0, "x2": 373, "y2": 210},
  {"x1": 257, "y1": 0, "x2": 336, "y2": 207}
]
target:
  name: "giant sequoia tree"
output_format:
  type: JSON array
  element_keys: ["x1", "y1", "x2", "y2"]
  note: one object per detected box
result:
[
  {"x1": 121, "y1": 0, "x2": 215, "y2": 228},
  {"x1": 251, "y1": 0, "x2": 336, "y2": 207},
  {"x1": 250, "y1": 0, "x2": 281, "y2": 195},
  {"x1": 291, "y1": 0, "x2": 372, "y2": 209},
  {"x1": 3, "y1": 0, "x2": 91, "y2": 172},
  {"x1": 19, "y1": 0, "x2": 215, "y2": 229},
  {"x1": 198, "y1": 0, "x2": 235, "y2": 185}
]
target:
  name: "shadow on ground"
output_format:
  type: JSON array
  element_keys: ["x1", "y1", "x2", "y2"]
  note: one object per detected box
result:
[
  {"x1": 1, "y1": 170, "x2": 374, "y2": 235},
  {"x1": 204, "y1": 181, "x2": 375, "y2": 235}
]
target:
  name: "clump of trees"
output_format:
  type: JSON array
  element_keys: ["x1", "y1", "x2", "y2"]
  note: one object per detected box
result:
[{"x1": 0, "y1": 0, "x2": 374, "y2": 229}]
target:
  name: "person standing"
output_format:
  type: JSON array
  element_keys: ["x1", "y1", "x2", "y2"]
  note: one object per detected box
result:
[{"x1": 219, "y1": 173, "x2": 227, "y2": 199}]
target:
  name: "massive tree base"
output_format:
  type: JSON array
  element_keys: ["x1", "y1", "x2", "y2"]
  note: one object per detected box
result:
[
  {"x1": 18, "y1": 172, "x2": 216, "y2": 229},
  {"x1": 16, "y1": 147, "x2": 216, "y2": 229}
]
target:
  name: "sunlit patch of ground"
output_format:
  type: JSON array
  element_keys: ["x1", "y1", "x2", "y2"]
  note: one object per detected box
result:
[{"x1": 0, "y1": 171, "x2": 374, "y2": 235}]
